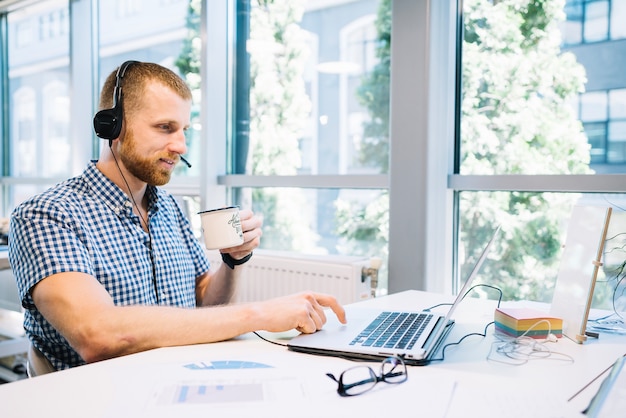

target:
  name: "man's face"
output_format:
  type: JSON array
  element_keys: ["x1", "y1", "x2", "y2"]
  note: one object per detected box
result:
[{"x1": 118, "y1": 82, "x2": 191, "y2": 186}]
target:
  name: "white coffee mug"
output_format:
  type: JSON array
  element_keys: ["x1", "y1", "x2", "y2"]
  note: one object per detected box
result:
[{"x1": 198, "y1": 206, "x2": 244, "y2": 250}]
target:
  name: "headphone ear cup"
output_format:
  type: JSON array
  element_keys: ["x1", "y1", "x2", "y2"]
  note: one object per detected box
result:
[{"x1": 93, "y1": 107, "x2": 122, "y2": 140}]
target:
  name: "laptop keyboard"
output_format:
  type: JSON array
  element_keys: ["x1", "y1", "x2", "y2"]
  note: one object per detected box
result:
[{"x1": 349, "y1": 311, "x2": 433, "y2": 350}]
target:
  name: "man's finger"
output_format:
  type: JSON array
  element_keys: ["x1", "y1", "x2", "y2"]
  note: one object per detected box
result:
[{"x1": 313, "y1": 293, "x2": 347, "y2": 324}]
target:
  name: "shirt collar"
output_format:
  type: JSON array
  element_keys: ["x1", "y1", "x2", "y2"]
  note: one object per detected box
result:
[{"x1": 81, "y1": 161, "x2": 160, "y2": 216}]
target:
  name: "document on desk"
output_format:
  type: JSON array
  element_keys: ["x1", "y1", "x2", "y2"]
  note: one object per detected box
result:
[
  {"x1": 147, "y1": 365, "x2": 454, "y2": 417},
  {"x1": 443, "y1": 375, "x2": 585, "y2": 418},
  {"x1": 112, "y1": 349, "x2": 459, "y2": 418},
  {"x1": 153, "y1": 367, "x2": 306, "y2": 405}
]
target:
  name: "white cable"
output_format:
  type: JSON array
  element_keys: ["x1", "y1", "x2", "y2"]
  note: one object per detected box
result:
[{"x1": 487, "y1": 319, "x2": 574, "y2": 365}]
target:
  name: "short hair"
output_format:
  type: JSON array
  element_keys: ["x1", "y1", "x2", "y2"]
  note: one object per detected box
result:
[{"x1": 98, "y1": 61, "x2": 192, "y2": 118}]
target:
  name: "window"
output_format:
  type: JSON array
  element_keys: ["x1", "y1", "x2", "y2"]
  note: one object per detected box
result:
[
  {"x1": 562, "y1": 0, "x2": 626, "y2": 44},
  {"x1": 575, "y1": 89, "x2": 626, "y2": 165},
  {"x1": 456, "y1": 0, "x2": 626, "y2": 304},
  {"x1": 42, "y1": 81, "x2": 70, "y2": 177},
  {"x1": 5, "y1": 0, "x2": 70, "y2": 209},
  {"x1": 4, "y1": 0, "x2": 624, "y2": 304},
  {"x1": 97, "y1": 0, "x2": 199, "y2": 190},
  {"x1": 611, "y1": 0, "x2": 626, "y2": 39},
  {"x1": 584, "y1": 0, "x2": 609, "y2": 43},
  {"x1": 1, "y1": 0, "x2": 393, "y2": 291},
  {"x1": 562, "y1": 0, "x2": 625, "y2": 45},
  {"x1": 221, "y1": 0, "x2": 391, "y2": 289},
  {"x1": 13, "y1": 87, "x2": 37, "y2": 176}
]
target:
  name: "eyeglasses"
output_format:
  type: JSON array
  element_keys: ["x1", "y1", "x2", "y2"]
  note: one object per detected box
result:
[{"x1": 326, "y1": 356, "x2": 408, "y2": 397}]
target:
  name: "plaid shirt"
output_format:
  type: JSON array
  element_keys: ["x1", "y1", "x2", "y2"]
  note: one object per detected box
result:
[{"x1": 9, "y1": 162, "x2": 210, "y2": 370}]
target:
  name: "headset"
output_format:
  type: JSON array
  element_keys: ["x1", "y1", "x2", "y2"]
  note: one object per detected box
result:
[
  {"x1": 92, "y1": 60, "x2": 192, "y2": 168},
  {"x1": 93, "y1": 60, "x2": 140, "y2": 140}
]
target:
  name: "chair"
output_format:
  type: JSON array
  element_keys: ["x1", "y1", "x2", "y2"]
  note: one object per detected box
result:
[{"x1": 27, "y1": 344, "x2": 55, "y2": 377}]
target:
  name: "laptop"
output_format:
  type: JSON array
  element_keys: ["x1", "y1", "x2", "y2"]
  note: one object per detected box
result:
[{"x1": 288, "y1": 226, "x2": 500, "y2": 366}]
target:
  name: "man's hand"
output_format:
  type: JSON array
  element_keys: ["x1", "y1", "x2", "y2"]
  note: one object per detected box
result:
[
  {"x1": 253, "y1": 292, "x2": 347, "y2": 334},
  {"x1": 220, "y1": 209, "x2": 263, "y2": 260}
]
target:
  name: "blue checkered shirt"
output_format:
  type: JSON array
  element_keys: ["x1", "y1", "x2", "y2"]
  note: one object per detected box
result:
[{"x1": 9, "y1": 162, "x2": 210, "y2": 370}]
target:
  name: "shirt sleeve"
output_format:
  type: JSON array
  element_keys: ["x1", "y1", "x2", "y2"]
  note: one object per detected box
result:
[{"x1": 9, "y1": 198, "x2": 94, "y2": 310}]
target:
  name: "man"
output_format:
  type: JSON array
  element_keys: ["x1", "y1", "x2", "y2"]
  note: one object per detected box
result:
[{"x1": 9, "y1": 61, "x2": 346, "y2": 371}]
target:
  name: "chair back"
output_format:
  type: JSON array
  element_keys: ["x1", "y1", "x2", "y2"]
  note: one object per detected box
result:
[{"x1": 27, "y1": 344, "x2": 55, "y2": 377}]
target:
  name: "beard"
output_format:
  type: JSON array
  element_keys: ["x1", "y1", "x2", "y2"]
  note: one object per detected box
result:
[{"x1": 118, "y1": 129, "x2": 174, "y2": 186}]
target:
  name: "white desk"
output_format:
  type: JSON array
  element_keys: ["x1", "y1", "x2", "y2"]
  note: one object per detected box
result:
[{"x1": 0, "y1": 290, "x2": 623, "y2": 417}]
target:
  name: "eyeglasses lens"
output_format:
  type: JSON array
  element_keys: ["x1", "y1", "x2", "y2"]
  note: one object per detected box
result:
[
  {"x1": 381, "y1": 357, "x2": 408, "y2": 384},
  {"x1": 341, "y1": 366, "x2": 378, "y2": 396}
]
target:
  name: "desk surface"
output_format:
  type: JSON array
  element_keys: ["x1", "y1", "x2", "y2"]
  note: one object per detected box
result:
[{"x1": 0, "y1": 290, "x2": 623, "y2": 418}]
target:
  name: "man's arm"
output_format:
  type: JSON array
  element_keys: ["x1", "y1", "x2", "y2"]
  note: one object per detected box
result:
[{"x1": 31, "y1": 271, "x2": 346, "y2": 364}]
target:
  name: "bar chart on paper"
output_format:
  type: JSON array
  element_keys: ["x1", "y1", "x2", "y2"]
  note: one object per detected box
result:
[
  {"x1": 174, "y1": 381, "x2": 265, "y2": 404},
  {"x1": 183, "y1": 360, "x2": 272, "y2": 370},
  {"x1": 161, "y1": 377, "x2": 305, "y2": 405},
  {"x1": 154, "y1": 360, "x2": 307, "y2": 405}
]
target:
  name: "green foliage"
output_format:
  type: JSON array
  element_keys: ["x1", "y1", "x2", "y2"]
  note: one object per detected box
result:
[
  {"x1": 355, "y1": 0, "x2": 391, "y2": 173},
  {"x1": 252, "y1": 188, "x2": 320, "y2": 252},
  {"x1": 172, "y1": 0, "x2": 202, "y2": 176},
  {"x1": 341, "y1": 0, "x2": 592, "y2": 301},
  {"x1": 336, "y1": 192, "x2": 389, "y2": 256},
  {"x1": 461, "y1": 0, "x2": 590, "y2": 301},
  {"x1": 335, "y1": 0, "x2": 392, "y2": 277},
  {"x1": 592, "y1": 214, "x2": 626, "y2": 310},
  {"x1": 248, "y1": 1, "x2": 310, "y2": 176},
  {"x1": 176, "y1": 0, "x2": 596, "y2": 301},
  {"x1": 176, "y1": 0, "x2": 318, "y2": 252},
  {"x1": 335, "y1": 192, "x2": 390, "y2": 285},
  {"x1": 175, "y1": 0, "x2": 201, "y2": 90},
  {"x1": 247, "y1": 0, "x2": 321, "y2": 250}
]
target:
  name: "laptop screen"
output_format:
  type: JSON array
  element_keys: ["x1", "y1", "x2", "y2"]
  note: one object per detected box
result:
[{"x1": 443, "y1": 225, "x2": 500, "y2": 323}]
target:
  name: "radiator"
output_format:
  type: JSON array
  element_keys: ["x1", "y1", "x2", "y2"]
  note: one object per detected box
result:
[{"x1": 206, "y1": 249, "x2": 378, "y2": 305}]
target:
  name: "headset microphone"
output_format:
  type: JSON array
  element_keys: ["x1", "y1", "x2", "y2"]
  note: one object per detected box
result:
[
  {"x1": 95, "y1": 61, "x2": 193, "y2": 170},
  {"x1": 180, "y1": 156, "x2": 192, "y2": 168}
]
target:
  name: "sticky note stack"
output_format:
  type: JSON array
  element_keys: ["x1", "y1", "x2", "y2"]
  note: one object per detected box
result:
[{"x1": 494, "y1": 307, "x2": 563, "y2": 339}]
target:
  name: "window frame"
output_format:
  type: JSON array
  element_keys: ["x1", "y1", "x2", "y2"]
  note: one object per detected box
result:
[
  {"x1": 3, "y1": 0, "x2": 626, "y2": 298},
  {"x1": 206, "y1": 1, "x2": 458, "y2": 295}
]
